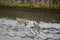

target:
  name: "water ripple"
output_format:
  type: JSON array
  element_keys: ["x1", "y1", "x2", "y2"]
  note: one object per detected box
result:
[{"x1": 0, "y1": 18, "x2": 60, "y2": 40}]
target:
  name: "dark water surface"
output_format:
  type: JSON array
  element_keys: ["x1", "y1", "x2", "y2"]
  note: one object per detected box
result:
[
  {"x1": 0, "y1": 7, "x2": 60, "y2": 40},
  {"x1": 0, "y1": 7, "x2": 60, "y2": 22}
]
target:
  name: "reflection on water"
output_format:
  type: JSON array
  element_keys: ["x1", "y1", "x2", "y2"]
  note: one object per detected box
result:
[{"x1": 0, "y1": 18, "x2": 60, "y2": 40}]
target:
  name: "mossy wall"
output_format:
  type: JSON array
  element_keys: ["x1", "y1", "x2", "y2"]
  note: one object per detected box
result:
[{"x1": 0, "y1": 3, "x2": 60, "y2": 9}]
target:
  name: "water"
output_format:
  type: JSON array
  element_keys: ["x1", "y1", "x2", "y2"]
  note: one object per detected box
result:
[
  {"x1": 0, "y1": 18, "x2": 60, "y2": 40},
  {"x1": 0, "y1": 7, "x2": 60, "y2": 40}
]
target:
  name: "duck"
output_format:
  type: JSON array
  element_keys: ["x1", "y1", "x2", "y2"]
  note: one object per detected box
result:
[
  {"x1": 16, "y1": 18, "x2": 28, "y2": 26},
  {"x1": 16, "y1": 18, "x2": 37, "y2": 27}
]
